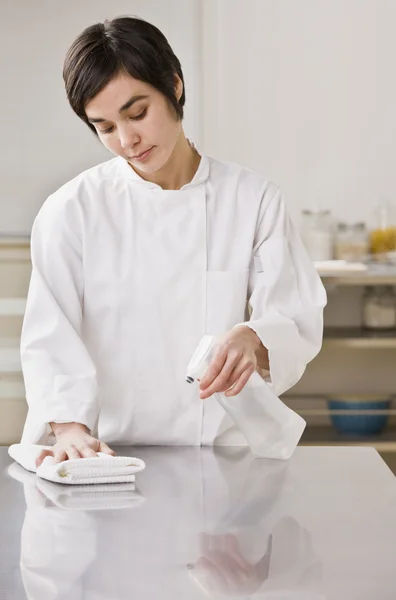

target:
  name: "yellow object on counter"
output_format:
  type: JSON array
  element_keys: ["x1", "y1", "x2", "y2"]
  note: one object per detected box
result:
[{"x1": 370, "y1": 226, "x2": 396, "y2": 255}]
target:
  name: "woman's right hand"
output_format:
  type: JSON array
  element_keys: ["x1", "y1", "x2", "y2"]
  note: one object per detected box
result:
[
  {"x1": 193, "y1": 533, "x2": 272, "y2": 595},
  {"x1": 35, "y1": 422, "x2": 115, "y2": 467}
]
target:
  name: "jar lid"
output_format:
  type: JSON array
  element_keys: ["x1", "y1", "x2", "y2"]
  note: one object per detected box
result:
[
  {"x1": 302, "y1": 209, "x2": 331, "y2": 215},
  {"x1": 353, "y1": 222, "x2": 367, "y2": 230}
]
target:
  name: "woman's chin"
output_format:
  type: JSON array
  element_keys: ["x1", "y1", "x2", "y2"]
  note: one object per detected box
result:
[{"x1": 130, "y1": 156, "x2": 167, "y2": 175}]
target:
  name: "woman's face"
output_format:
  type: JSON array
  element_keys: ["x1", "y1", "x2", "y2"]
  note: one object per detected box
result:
[{"x1": 85, "y1": 72, "x2": 183, "y2": 174}]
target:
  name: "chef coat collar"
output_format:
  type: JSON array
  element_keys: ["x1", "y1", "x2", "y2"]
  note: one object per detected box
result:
[{"x1": 115, "y1": 139, "x2": 210, "y2": 191}]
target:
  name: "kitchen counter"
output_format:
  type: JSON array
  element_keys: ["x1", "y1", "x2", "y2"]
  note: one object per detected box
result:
[{"x1": 0, "y1": 445, "x2": 395, "y2": 599}]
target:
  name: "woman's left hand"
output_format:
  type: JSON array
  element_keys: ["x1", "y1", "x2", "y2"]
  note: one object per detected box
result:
[{"x1": 199, "y1": 326, "x2": 264, "y2": 399}]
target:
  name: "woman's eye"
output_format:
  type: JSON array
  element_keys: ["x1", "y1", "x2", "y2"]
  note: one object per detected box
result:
[
  {"x1": 130, "y1": 108, "x2": 148, "y2": 121},
  {"x1": 97, "y1": 108, "x2": 147, "y2": 134},
  {"x1": 99, "y1": 126, "x2": 114, "y2": 135}
]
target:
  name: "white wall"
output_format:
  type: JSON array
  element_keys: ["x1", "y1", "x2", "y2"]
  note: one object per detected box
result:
[
  {"x1": 0, "y1": 0, "x2": 201, "y2": 234},
  {"x1": 202, "y1": 0, "x2": 396, "y2": 227},
  {"x1": 3, "y1": 1, "x2": 396, "y2": 232}
]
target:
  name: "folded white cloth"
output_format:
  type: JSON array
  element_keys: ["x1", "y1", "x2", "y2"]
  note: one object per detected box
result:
[
  {"x1": 8, "y1": 444, "x2": 145, "y2": 485},
  {"x1": 8, "y1": 462, "x2": 145, "y2": 510}
]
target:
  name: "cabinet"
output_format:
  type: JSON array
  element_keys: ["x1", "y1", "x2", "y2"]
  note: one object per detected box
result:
[
  {"x1": 0, "y1": 237, "x2": 30, "y2": 444},
  {"x1": 293, "y1": 265, "x2": 396, "y2": 454}
]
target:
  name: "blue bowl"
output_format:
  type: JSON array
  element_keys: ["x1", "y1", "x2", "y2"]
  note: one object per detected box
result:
[{"x1": 327, "y1": 395, "x2": 391, "y2": 436}]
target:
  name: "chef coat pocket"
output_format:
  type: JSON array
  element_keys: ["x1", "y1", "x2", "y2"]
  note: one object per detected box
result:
[{"x1": 206, "y1": 270, "x2": 250, "y2": 335}]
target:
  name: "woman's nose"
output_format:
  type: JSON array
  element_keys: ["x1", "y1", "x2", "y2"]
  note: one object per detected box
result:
[{"x1": 119, "y1": 125, "x2": 140, "y2": 150}]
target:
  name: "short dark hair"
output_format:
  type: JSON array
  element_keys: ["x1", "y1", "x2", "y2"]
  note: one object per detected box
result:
[{"x1": 63, "y1": 16, "x2": 185, "y2": 134}]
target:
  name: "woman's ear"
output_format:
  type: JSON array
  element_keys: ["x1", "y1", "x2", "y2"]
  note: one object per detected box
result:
[{"x1": 174, "y1": 74, "x2": 183, "y2": 102}]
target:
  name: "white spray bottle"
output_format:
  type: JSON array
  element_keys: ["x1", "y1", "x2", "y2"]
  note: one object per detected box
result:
[{"x1": 186, "y1": 335, "x2": 306, "y2": 459}]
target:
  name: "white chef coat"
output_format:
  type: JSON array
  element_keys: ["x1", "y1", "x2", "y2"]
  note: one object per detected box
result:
[{"x1": 20, "y1": 146, "x2": 326, "y2": 446}]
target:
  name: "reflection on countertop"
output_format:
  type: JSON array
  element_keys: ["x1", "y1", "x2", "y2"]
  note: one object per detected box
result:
[{"x1": 1, "y1": 446, "x2": 396, "y2": 599}]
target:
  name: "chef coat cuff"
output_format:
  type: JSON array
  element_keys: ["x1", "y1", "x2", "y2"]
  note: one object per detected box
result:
[
  {"x1": 235, "y1": 314, "x2": 307, "y2": 396},
  {"x1": 21, "y1": 403, "x2": 96, "y2": 446},
  {"x1": 43, "y1": 397, "x2": 97, "y2": 433}
]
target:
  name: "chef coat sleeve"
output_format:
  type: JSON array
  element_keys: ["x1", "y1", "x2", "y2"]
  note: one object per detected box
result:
[
  {"x1": 241, "y1": 186, "x2": 327, "y2": 396},
  {"x1": 20, "y1": 195, "x2": 98, "y2": 444}
]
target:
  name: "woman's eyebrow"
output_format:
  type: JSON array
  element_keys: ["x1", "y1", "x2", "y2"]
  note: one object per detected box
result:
[{"x1": 119, "y1": 94, "x2": 149, "y2": 113}]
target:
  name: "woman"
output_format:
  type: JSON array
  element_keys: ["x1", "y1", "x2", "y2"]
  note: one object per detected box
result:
[{"x1": 20, "y1": 17, "x2": 326, "y2": 465}]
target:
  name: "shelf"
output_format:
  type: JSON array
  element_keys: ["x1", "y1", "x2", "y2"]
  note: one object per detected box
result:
[
  {"x1": 0, "y1": 338, "x2": 22, "y2": 373},
  {"x1": 301, "y1": 426, "x2": 396, "y2": 452},
  {"x1": 297, "y1": 408, "x2": 396, "y2": 416},
  {"x1": 0, "y1": 234, "x2": 30, "y2": 245},
  {"x1": 0, "y1": 298, "x2": 26, "y2": 316},
  {"x1": 0, "y1": 380, "x2": 25, "y2": 399},
  {"x1": 0, "y1": 235, "x2": 30, "y2": 263},
  {"x1": 322, "y1": 275, "x2": 396, "y2": 286},
  {"x1": 318, "y1": 263, "x2": 396, "y2": 286},
  {"x1": 323, "y1": 327, "x2": 396, "y2": 348}
]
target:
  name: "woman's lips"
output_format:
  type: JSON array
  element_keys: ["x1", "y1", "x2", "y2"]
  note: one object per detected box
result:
[{"x1": 130, "y1": 146, "x2": 154, "y2": 162}]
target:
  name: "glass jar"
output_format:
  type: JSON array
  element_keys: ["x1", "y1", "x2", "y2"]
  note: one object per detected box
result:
[
  {"x1": 362, "y1": 286, "x2": 396, "y2": 330},
  {"x1": 335, "y1": 222, "x2": 369, "y2": 261},
  {"x1": 370, "y1": 201, "x2": 396, "y2": 262},
  {"x1": 301, "y1": 209, "x2": 334, "y2": 261},
  {"x1": 352, "y1": 222, "x2": 369, "y2": 261}
]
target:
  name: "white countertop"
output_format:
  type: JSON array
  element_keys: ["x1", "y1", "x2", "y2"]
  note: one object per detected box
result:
[{"x1": 1, "y1": 445, "x2": 396, "y2": 599}]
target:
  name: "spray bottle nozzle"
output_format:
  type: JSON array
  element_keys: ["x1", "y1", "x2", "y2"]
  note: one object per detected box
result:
[{"x1": 185, "y1": 335, "x2": 216, "y2": 385}]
